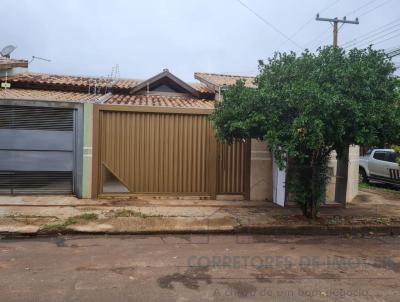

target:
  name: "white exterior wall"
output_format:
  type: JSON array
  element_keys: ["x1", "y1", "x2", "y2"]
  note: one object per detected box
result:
[{"x1": 346, "y1": 145, "x2": 360, "y2": 203}]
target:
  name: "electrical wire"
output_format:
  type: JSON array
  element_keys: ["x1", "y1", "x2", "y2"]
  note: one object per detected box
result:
[
  {"x1": 345, "y1": 27, "x2": 400, "y2": 49},
  {"x1": 341, "y1": 17, "x2": 400, "y2": 47},
  {"x1": 310, "y1": 0, "x2": 394, "y2": 48},
  {"x1": 358, "y1": 0, "x2": 393, "y2": 17},
  {"x1": 370, "y1": 32, "x2": 400, "y2": 46},
  {"x1": 236, "y1": 0, "x2": 303, "y2": 50},
  {"x1": 385, "y1": 45, "x2": 400, "y2": 53},
  {"x1": 343, "y1": 22, "x2": 400, "y2": 48},
  {"x1": 306, "y1": 30, "x2": 331, "y2": 49},
  {"x1": 344, "y1": 0, "x2": 379, "y2": 16},
  {"x1": 306, "y1": 0, "x2": 375, "y2": 48},
  {"x1": 385, "y1": 46, "x2": 400, "y2": 57},
  {"x1": 279, "y1": 0, "x2": 341, "y2": 48}
]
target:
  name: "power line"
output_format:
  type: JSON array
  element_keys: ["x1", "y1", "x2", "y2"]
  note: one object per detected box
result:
[
  {"x1": 315, "y1": 15, "x2": 359, "y2": 47},
  {"x1": 306, "y1": 0, "x2": 373, "y2": 48},
  {"x1": 358, "y1": 0, "x2": 393, "y2": 17},
  {"x1": 279, "y1": 0, "x2": 341, "y2": 48},
  {"x1": 341, "y1": 17, "x2": 400, "y2": 47},
  {"x1": 351, "y1": 32, "x2": 400, "y2": 49},
  {"x1": 344, "y1": 0, "x2": 378, "y2": 16},
  {"x1": 385, "y1": 45, "x2": 400, "y2": 52},
  {"x1": 370, "y1": 32, "x2": 400, "y2": 46},
  {"x1": 386, "y1": 47, "x2": 400, "y2": 58},
  {"x1": 311, "y1": 0, "x2": 394, "y2": 48},
  {"x1": 346, "y1": 27, "x2": 400, "y2": 49},
  {"x1": 343, "y1": 22, "x2": 400, "y2": 48},
  {"x1": 236, "y1": 0, "x2": 303, "y2": 50},
  {"x1": 305, "y1": 30, "x2": 331, "y2": 48}
]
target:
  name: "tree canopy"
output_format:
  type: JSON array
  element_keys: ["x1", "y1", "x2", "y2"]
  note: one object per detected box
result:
[{"x1": 210, "y1": 46, "x2": 400, "y2": 217}]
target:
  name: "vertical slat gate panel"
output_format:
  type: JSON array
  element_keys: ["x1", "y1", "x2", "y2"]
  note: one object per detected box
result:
[
  {"x1": 217, "y1": 140, "x2": 248, "y2": 195},
  {"x1": 96, "y1": 108, "x2": 216, "y2": 196}
]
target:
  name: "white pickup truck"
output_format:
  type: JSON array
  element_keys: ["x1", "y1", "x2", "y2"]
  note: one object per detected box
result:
[{"x1": 359, "y1": 149, "x2": 400, "y2": 185}]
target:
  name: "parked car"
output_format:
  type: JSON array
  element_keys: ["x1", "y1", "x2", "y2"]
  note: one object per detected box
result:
[{"x1": 359, "y1": 149, "x2": 400, "y2": 185}]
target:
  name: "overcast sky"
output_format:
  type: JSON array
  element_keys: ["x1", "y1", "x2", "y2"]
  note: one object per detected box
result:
[{"x1": 2, "y1": 0, "x2": 400, "y2": 81}]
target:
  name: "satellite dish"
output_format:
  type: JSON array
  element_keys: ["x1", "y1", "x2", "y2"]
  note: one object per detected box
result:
[{"x1": 0, "y1": 45, "x2": 17, "y2": 58}]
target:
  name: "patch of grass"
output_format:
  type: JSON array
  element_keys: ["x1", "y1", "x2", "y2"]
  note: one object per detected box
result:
[
  {"x1": 375, "y1": 217, "x2": 390, "y2": 225},
  {"x1": 326, "y1": 216, "x2": 345, "y2": 225},
  {"x1": 40, "y1": 223, "x2": 67, "y2": 233},
  {"x1": 73, "y1": 213, "x2": 98, "y2": 220},
  {"x1": 64, "y1": 217, "x2": 78, "y2": 226},
  {"x1": 114, "y1": 209, "x2": 158, "y2": 218},
  {"x1": 41, "y1": 217, "x2": 78, "y2": 233},
  {"x1": 38, "y1": 213, "x2": 98, "y2": 234},
  {"x1": 360, "y1": 182, "x2": 400, "y2": 194}
]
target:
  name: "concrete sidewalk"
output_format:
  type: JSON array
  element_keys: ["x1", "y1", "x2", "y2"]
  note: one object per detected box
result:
[{"x1": 0, "y1": 189, "x2": 399, "y2": 236}]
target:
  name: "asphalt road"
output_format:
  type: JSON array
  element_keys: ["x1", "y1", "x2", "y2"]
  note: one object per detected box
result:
[{"x1": 0, "y1": 234, "x2": 399, "y2": 302}]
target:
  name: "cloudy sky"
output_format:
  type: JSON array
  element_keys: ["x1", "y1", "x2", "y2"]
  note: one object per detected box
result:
[{"x1": 2, "y1": 0, "x2": 400, "y2": 81}]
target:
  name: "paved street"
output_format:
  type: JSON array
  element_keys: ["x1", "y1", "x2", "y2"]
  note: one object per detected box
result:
[{"x1": 0, "y1": 235, "x2": 399, "y2": 301}]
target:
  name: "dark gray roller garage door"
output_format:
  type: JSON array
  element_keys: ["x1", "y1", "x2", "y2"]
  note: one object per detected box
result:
[{"x1": 0, "y1": 105, "x2": 76, "y2": 194}]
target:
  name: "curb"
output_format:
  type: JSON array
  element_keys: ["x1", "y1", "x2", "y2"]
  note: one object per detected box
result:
[{"x1": 1, "y1": 224, "x2": 399, "y2": 238}]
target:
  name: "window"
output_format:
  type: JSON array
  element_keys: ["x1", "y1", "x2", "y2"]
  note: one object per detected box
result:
[
  {"x1": 373, "y1": 151, "x2": 386, "y2": 161},
  {"x1": 387, "y1": 152, "x2": 399, "y2": 163}
]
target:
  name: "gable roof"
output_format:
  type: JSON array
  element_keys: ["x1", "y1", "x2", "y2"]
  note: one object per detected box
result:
[
  {"x1": 0, "y1": 70, "x2": 214, "y2": 108},
  {"x1": 130, "y1": 69, "x2": 200, "y2": 97},
  {"x1": 194, "y1": 72, "x2": 256, "y2": 90},
  {"x1": 2, "y1": 72, "x2": 212, "y2": 95},
  {"x1": 1, "y1": 69, "x2": 251, "y2": 109}
]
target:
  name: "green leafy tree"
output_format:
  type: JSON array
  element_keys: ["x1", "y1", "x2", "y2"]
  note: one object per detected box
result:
[
  {"x1": 392, "y1": 80, "x2": 400, "y2": 164},
  {"x1": 211, "y1": 46, "x2": 400, "y2": 218}
]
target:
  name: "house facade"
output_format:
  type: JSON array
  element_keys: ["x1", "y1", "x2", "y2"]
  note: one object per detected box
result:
[{"x1": 0, "y1": 58, "x2": 358, "y2": 205}]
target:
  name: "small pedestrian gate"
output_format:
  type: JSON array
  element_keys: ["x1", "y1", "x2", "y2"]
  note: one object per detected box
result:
[{"x1": 92, "y1": 105, "x2": 249, "y2": 199}]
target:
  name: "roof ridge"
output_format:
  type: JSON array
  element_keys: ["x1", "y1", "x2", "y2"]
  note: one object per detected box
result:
[
  {"x1": 21, "y1": 72, "x2": 142, "y2": 82},
  {"x1": 195, "y1": 72, "x2": 256, "y2": 78}
]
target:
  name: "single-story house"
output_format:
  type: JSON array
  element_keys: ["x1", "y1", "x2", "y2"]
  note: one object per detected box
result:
[{"x1": 0, "y1": 58, "x2": 358, "y2": 206}]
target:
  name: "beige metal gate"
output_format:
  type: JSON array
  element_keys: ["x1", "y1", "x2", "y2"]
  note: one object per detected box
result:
[
  {"x1": 92, "y1": 105, "x2": 249, "y2": 199},
  {"x1": 217, "y1": 140, "x2": 250, "y2": 195}
]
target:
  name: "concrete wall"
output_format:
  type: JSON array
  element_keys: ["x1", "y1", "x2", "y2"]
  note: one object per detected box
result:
[
  {"x1": 346, "y1": 145, "x2": 360, "y2": 203},
  {"x1": 249, "y1": 140, "x2": 273, "y2": 201},
  {"x1": 322, "y1": 146, "x2": 360, "y2": 204},
  {"x1": 326, "y1": 151, "x2": 338, "y2": 203},
  {"x1": 81, "y1": 103, "x2": 93, "y2": 199},
  {"x1": 250, "y1": 141, "x2": 359, "y2": 205}
]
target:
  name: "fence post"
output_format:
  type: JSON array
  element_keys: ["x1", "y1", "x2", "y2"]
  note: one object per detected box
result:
[{"x1": 208, "y1": 125, "x2": 218, "y2": 199}]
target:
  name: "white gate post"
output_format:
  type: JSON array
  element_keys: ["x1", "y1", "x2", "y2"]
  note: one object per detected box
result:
[{"x1": 272, "y1": 156, "x2": 286, "y2": 207}]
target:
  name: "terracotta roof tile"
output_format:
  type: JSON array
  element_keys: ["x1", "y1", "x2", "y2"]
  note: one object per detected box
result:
[
  {"x1": 188, "y1": 82, "x2": 212, "y2": 93},
  {"x1": 0, "y1": 88, "x2": 99, "y2": 103},
  {"x1": 194, "y1": 72, "x2": 256, "y2": 89},
  {"x1": 4, "y1": 72, "x2": 141, "y2": 91},
  {"x1": 3, "y1": 72, "x2": 212, "y2": 94},
  {"x1": 107, "y1": 94, "x2": 214, "y2": 109}
]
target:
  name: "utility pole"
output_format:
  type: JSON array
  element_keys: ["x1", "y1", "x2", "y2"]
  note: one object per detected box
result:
[
  {"x1": 316, "y1": 14, "x2": 359, "y2": 47},
  {"x1": 315, "y1": 15, "x2": 359, "y2": 204}
]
